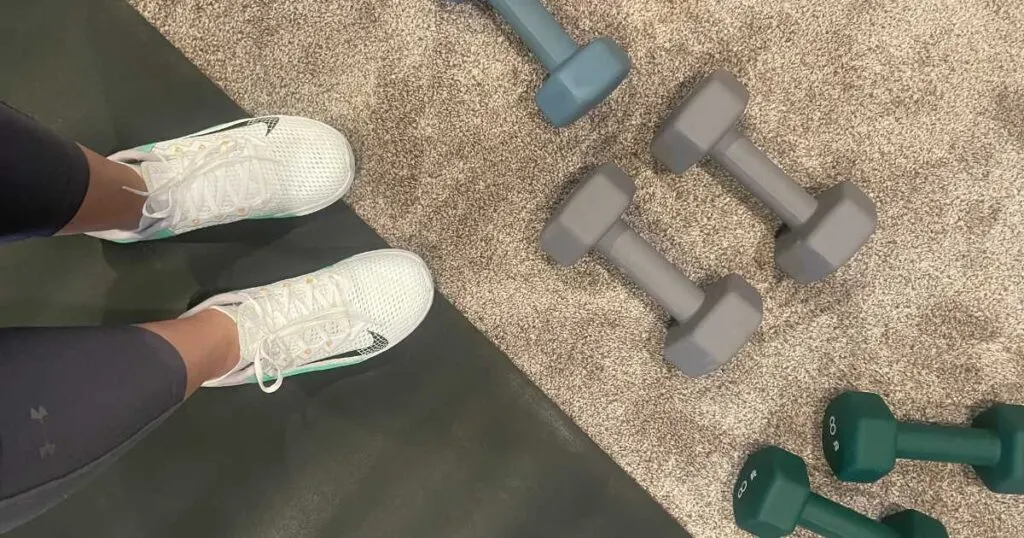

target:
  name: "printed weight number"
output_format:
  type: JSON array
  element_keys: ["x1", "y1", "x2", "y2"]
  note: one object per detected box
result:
[
  {"x1": 827, "y1": 415, "x2": 840, "y2": 452},
  {"x1": 736, "y1": 469, "x2": 758, "y2": 499}
]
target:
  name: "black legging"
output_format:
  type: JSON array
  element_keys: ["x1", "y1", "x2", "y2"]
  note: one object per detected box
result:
[
  {"x1": 0, "y1": 104, "x2": 187, "y2": 533},
  {"x1": 0, "y1": 103, "x2": 90, "y2": 241}
]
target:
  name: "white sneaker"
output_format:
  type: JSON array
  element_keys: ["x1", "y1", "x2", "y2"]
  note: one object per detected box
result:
[
  {"x1": 89, "y1": 116, "x2": 355, "y2": 242},
  {"x1": 182, "y1": 249, "x2": 434, "y2": 393}
]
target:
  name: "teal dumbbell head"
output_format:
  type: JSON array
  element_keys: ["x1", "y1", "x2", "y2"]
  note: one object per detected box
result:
[
  {"x1": 535, "y1": 37, "x2": 630, "y2": 127},
  {"x1": 733, "y1": 446, "x2": 948, "y2": 538},
  {"x1": 733, "y1": 446, "x2": 811, "y2": 537},
  {"x1": 822, "y1": 391, "x2": 900, "y2": 483},
  {"x1": 458, "y1": 0, "x2": 631, "y2": 127},
  {"x1": 823, "y1": 391, "x2": 1024, "y2": 493}
]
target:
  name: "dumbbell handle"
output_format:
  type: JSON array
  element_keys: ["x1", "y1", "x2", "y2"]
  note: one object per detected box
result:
[
  {"x1": 712, "y1": 127, "x2": 819, "y2": 228},
  {"x1": 800, "y1": 493, "x2": 900, "y2": 538},
  {"x1": 487, "y1": 0, "x2": 578, "y2": 71},
  {"x1": 896, "y1": 423, "x2": 1002, "y2": 466},
  {"x1": 596, "y1": 220, "x2": 705, "y2": 322}
]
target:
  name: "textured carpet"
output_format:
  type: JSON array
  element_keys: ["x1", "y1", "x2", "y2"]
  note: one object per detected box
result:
[{"x1": 128, "y1": 1, "x2": 1024, "y2": 536}]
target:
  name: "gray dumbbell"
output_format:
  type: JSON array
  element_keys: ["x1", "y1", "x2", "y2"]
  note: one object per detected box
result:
[
  {"x1": 541, "y1": 164, "x2": 763, "y2": 376},
  {"x1": 652, "y1": 70, "x2": 877, "y2": 283}
]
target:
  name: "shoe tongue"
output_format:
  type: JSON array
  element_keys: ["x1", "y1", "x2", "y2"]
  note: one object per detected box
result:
[
  {"x1": 139, "y1": 160, "x2": 177, "y2": 190},
  {"x1": 143, "y1": 187, "x2": 171, "y2": 212},
  {"x1": 137, "y1": 187, "x2": 173, "y2": 233}
]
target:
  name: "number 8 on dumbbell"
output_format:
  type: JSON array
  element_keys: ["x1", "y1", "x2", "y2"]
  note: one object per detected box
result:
[
  {"x1": 735, "y1": 469, "x2": 757, "y2": 500},
  {"x1": 827, "y1": 415, "x2": 840, "y2": 452}
]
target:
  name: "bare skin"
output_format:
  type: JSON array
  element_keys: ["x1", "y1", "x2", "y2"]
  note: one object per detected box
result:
[
  {"x1": 62, "y1": 144, "x2": 242, "y2": 396},
  {"x1": 58, "y1": 144, "x2": 147, "y2": 234},
  {"x1": 141, "y1": 310, "x2": 242, "y2": 397}
]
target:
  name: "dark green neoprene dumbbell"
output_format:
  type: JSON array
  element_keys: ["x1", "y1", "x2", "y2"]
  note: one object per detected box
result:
[
  {"x1": 733, "y1": 446, "x2": 948, "y2": 537},
  {"x1": 823, "y1": 391, "x2": 1024, "y2": 493}
]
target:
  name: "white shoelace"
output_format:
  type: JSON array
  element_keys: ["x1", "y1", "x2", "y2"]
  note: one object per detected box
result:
[
  {"x1": 126, "y1": 133, "x2": 280, "y2": 229},
  {"x1": 240, "y1": 273, "x2": 366, "y2": 393}
]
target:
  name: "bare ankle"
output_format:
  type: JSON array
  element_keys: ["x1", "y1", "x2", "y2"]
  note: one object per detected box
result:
[
  {"x1": 58, "y1": 145, "x2": 147, "y2": 234},
  {"x1": 200, "y1": 308, "x2": 242, "y2": 380},
  {"x1": 140, "y1": 309, "x2": 241, "y2": 397}
]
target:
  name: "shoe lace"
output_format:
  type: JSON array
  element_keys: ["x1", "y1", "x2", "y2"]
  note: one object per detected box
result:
[
  {"x1": 129, "y1": 134, "x2": 279, "y2": 226},
  {"x1": 243, "y1": 273, "x2": 367, "y2": 393}
]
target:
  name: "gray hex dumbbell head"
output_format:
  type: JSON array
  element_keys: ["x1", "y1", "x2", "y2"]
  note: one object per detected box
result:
[
  {"x1": 651, "y1": 70, "x2": 748, "y2": 174},
  {"x1": 775, "y1": 182, "x2": 877, "y2": 283},
  {"x1": 667, "y1": 273, "x2": 762, "y2": 376},
  {"x1": 540, "y1": 165, "x2": 634, "y2": 266}
]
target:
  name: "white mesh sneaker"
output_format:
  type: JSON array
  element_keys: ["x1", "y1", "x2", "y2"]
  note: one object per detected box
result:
[
  {"x1": 182, "y1": 249, "x2": 434, "y2": 393},
  {"x1": 89, "y1": 116, "x2": 355, "y2": 242}
]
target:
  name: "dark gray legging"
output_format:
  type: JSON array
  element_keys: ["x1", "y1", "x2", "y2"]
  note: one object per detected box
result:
[{"x1": 0, "y1": 104, "x2": 188, "y2": 533}]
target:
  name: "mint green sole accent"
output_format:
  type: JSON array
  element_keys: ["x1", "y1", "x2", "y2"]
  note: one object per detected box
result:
[
  {"x1": 242, "y1": 357, "x2": 372, "y2": 385},
  {"x1": 150, "y1": 229, "x2": 176, "y2": 240},
  {"x1": 290, "y1": 359, "x2": 368, "y2": 375},
  {"x1": 136, "y1": 142, "x2": 157, "y2": 153}
]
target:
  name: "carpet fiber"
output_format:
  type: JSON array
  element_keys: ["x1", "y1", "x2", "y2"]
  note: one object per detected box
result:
[{"x1": 127, "y1": 1, "x2": 1024, "y2": 535}]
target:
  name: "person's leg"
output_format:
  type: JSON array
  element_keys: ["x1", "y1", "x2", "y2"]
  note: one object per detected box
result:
[
  {"x1": 0, "y1": 102, "x2": 355, "y2": 244},
  {"x1": 141, "y1": 309, "x2": 240, "y2": 395},
  {"x1": 0, "y1": 102, "x2": 151, "y2": 240},
  {"x1": 0, "y1": 249, "x2": 434, "y2": 533},
  {"x1": 60, "y1": 145, "x2": 147, "y2": 234},
  {"x1": 0, "y1": 309, "x2": 239, "y2": 533},
  {"x1": 0, "y1": 103, "x2": 431, "y2": 531}
]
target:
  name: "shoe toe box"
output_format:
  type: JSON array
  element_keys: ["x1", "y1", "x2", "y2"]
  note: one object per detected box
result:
[
  {"x1": 345, "y1": 250, "x2": 435, "y2": 344},
  {"x1": 270, "y1": 116, "x2": 356, "y2": 213}
]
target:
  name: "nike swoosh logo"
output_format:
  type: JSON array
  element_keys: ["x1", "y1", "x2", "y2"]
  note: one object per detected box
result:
[
  {"x1": 196, "y1": 116, "x2": 279, "y2": 138},
  {"x1": 332, "y1": 331, "x2": 390, "y2": 360}
]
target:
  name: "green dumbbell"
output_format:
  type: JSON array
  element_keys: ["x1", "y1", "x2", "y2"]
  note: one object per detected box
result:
[
  {"x1": 733, "y1": 446, "x2": 948, "y2": 537},
  {"x1": 823, "y1": 391, "x2": 1024, "y2": 493}
]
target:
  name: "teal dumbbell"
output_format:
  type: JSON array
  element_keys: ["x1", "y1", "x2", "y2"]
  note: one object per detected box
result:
[
  {"x1": 733, "y1": 446, "x2": 948, "y2": 537},
  {"x1": 455, "y1": 0, "x2": 631, "y2": 127},
  {"x1": 823, "y1": 391, "x2": 1024, "y2": 493}
]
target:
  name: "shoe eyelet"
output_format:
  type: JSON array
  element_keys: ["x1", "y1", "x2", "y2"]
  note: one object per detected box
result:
[
  {"x1": 192, "y1": 218, "x2": 200, "y2": 225},
  {"x1": 237, "y1": 207, "x2": 248, "y2": 215},
  {"x1": 304, "y1": 349, "x2": 312, "y2": 355}
]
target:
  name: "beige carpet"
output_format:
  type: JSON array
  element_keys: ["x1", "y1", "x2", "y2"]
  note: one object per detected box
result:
[{"x1": 129, "y1": 0, "x2": 1024, "y2": 536}]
